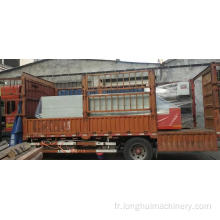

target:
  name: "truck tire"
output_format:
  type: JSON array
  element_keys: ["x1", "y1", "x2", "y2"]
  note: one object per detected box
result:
[{"x1": 123, "y1": 137, "x2": 153, "y2": 160}]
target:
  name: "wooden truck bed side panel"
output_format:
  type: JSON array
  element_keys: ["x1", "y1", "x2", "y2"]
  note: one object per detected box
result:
[
  {"x1": 212, "y1": 64, "x2": 220, "y2": 136},
  {"x1": 157, "y1": 129, "x2": 218, "y2": 152},
  {"x1": 21, "y1": 73, "x2": 56, "y2": 117},
  {"x1": 23, "y1": 115, "x2": 157, "y2": 140},
  {"x1": 192, "y1": 63, "x2": 220, "y2": 136}
]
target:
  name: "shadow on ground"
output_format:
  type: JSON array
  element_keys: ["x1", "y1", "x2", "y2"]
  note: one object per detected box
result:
[
  {"x1": 43, "y1": 151, "x2": 219, "y2": 160},
  {"x1": 43, "y1": 153, "x2": 124, "y2": 160}
]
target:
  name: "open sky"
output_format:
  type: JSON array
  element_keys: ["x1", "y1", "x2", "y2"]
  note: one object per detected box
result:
[{"x1": 1, "y1": 0, "x2": 219, "y2": 62}]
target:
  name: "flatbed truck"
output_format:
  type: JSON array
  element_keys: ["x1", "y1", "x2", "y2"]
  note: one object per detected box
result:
[{"x1": 24, "y1": 64, "x2": 220, "y2": 159}]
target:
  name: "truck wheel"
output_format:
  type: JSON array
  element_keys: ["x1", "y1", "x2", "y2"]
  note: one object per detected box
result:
[{"x1": 123, "y1": 137, "x2": 153, "y2": 160}]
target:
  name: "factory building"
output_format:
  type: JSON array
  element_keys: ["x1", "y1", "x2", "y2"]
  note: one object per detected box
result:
[{"x1": 0, "y1": 59, "x2": 220, "y2": 127}]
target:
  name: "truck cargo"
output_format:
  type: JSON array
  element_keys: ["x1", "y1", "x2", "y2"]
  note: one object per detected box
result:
[
  {"x1": 35, "y1": 95, "x2": 83, "y2": 118},
  {"x1": 22, "y1": 64, "x2": 219, "y2": 159},
  {"x1": 156, "y1": 81, "x2": 193, "y2": 128}
]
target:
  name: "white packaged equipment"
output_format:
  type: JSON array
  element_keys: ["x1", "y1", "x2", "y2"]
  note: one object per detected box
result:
[{"x1": 35, "y1": 95, "x2": 83, "y2": 118}]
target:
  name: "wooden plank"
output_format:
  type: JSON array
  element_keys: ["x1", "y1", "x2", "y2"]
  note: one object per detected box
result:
[
  {"x1": 16, "y1": 147, "x2": 43, "y2": 160},
  {"x1": 0, "y1": 140, "x2": 8, "y2": 147},
  {"x1": 0, "y1": 141, "x2": 8, "y2": 152},
  {"x1": 30, "y1": 152, "x2": 43, "y2": 160},
  {"x1": 0, "y1": 142, "x2": 31, "y2": 160}
]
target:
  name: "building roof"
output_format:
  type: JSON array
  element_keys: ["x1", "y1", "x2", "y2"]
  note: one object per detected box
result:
[
  {"x1": 0, "y1": 59, "x2": 159, "y2": 75},
  {"x1": 0, "y1": 64, "x2": 11, "y2": 71},
  {"x1": 162, "y1": 59, "x2": 177, "y2": 65},
  {"x1": 0, "y1": 59, "x2": 49, "y2": 74}
]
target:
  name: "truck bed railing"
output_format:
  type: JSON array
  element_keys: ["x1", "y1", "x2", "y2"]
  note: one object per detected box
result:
[{"x1": 84, "y1": 70, "x2": 156, "y2": 116}]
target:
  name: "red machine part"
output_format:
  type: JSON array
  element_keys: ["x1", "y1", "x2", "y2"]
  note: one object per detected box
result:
[{"x1": 157, "y1": 108, "x2": 182, "y2": 130}]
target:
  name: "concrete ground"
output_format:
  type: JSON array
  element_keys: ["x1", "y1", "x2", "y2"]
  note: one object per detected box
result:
[{"x1": 44, "y1": 151, "x2": 220, "y2": 160}]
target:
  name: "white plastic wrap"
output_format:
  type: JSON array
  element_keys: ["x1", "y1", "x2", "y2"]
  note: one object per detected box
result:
[{"x1": 35, "y1": 95, "x2": 83, "y2": 118}]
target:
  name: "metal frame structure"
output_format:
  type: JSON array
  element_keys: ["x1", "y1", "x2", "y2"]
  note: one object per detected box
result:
[{"x1": 84, "y1": 70, "x2": 155, "y2": 115}]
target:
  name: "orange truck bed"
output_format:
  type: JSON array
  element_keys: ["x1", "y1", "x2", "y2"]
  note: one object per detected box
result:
[
  {"x1": 157, "y1": 129, "x2": 218, "y2": 152},
  {"x1": 23, "y1": 70, "x2": 158, "y2": 140},
  {"x1": 23, "y1": 114, "x2": 157, "y2": 140}
]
